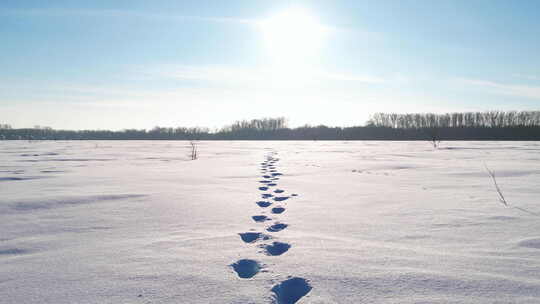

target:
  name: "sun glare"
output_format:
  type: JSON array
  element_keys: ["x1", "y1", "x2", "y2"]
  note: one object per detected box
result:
[{"x1": 259, "y1": 8, "x2": 328, "y2": 66}]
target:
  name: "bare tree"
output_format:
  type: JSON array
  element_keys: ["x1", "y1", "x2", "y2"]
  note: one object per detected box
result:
[{"x1": 367, "y1": 111, "x2": 540, "y2": 128}]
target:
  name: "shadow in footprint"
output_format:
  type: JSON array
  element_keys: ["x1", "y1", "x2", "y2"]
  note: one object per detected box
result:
[
  {"x1": 262, "y1": 241, "x2": 291, "y2": 256},
  {"x1": 273, "y1": 196, "x2": 289, "y2": 202},
  {"x1": 518, "y1": 238, "x2": 540, "y2": 249},
  {"x1": 267, "y1": 223, "x2": 288, "y2": 232},
  {"x1": 274, "y1": 189, "x2": 285, "y2": 193},
  {"x1": 271, "y1": 277, "x2": 312, "y2": 304},
  {"x1": 263, "y1": 175, "x2": 271, "y2": 179},
  {"x1": 271, "y1": 207, "x2": 285, "y2": 214},
  {"x1": 260, "y1": 180, "x2": 272, "y2": 184},
  {"x1": 257, "y1": 201, "x2": 272, "y2": 208},
  {"x1": 252, "y1": 215, "x2": 271, "y2": 222},
  {"x1": 230, "y1": 259, "x2": 263, "y2": 279},
  {"x1": 262, "y1": 193, "x2": 273, "y2": 199},
  {"x1": 0, "y1": 248, "x2": 29, "y2": 255},
  {"x1": 0, "y1": 176, "x2": 48, "y2": 182},
  {"x1": 239, "y1": 232, "x2": 271, "y2": 243},
  {"x1": 271, "y1": 173, "x2": 283, "y2": 176},
  {"x1": 259, "y1": 187, "x2": 269, "y2": 191},
  {"x1": 268, "y1": 183, "x2": 277, "y2": 187}
]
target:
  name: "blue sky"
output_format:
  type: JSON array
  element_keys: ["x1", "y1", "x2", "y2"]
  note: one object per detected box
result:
[{"x1": 1, "y1": 0, "x2": 539, "y2": 129}]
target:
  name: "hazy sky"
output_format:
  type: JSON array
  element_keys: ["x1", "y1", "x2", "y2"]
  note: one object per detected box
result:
[{"x1": 1, "y1": 0, "x2": 540, "y2": 130}]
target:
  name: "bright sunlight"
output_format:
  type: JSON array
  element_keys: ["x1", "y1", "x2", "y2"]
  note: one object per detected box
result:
[{"x1": 259, "y1": 8, "x2": 328, "y2": 66}]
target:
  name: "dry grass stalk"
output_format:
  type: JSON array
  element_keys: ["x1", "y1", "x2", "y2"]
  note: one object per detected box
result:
[{"x1": 484, "y1": 163, "x2": 507, "y2": 206}]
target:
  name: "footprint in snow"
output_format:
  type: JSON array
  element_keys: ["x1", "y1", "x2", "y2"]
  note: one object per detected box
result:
[
  {"x1": 252, "y1": 215, "x2": 271, "y2": 222},
  {"x1": 273, "y1": 196, "x2": 289, "y2": 202},
  {"x1": 261, "y1": 241, "x2": 291, "y2": 256},
  {"x1": 256, "y1": 201, "x2": 272, "y2": 208},
  {"x1": 267, "y1": 223, "x2": 288, "y2": 232},
  {"x1": 262, "y1": 193, "x2": 273, "y2": 199},
  {"x1": 271, "y1": 277, "x2": 312, "y2": 304},
  {"x1": 239, "y1": 232, "x2": 271, "y2": 243},
  {"x1": 271, "y1": 207, "x2": 285, "y2": 214},
  {"x1": 230, "y1": 259, "x2": 263, "y2": 279}
]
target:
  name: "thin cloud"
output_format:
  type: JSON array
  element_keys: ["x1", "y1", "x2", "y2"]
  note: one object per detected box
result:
[
  {"x1": 1, "y1": 8, "x2": 256, "y2": 24},
  {"x1": 325, "y1": 73, "x2": 385, "y2": 84},
  {"x1": 1, "y1": 8, "x2": 370, "y2": 37},
  {"x1": 459, "y1": 78, "x2": 540, "y2": 100},
  {"x1": 150, "y1": 65, "x2": 386, "y2": 87},
  {"x1": 511, "y1": 74, "x2": 540, "y2": 81}
]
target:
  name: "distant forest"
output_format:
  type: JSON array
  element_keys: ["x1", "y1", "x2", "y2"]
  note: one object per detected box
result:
[{"x1": 2, "y1": 111, "x2": 540, "y2": 141}]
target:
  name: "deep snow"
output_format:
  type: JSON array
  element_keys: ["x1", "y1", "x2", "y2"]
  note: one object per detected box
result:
[{"x1": 2, "y1": 140, "x2": 540, "y2": 303}]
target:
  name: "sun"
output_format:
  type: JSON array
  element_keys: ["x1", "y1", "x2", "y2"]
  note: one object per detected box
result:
[{"x1": 259, "y1": 8, "x2": 328, "y2": 66}]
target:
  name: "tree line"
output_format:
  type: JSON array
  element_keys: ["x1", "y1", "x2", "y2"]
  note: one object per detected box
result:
[
  {"x1": 2, "y1": 112, "x2": 540, "y2": 140},
  {"x1": 367, "y1": 111, "x2": 540, "y2": 128}
]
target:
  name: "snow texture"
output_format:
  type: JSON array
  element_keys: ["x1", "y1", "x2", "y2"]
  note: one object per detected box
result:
[{"x1": 2, "y1": 140, "x2": 540, "y2": 303}]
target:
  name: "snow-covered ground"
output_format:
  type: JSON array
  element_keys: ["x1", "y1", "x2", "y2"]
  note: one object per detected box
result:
[{"x1": 2, "y1": 140, "x2": 540, "y2": 303}]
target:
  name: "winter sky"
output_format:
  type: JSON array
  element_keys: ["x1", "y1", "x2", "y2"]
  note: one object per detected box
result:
[{"x1": 1, "y1": 0, "x2": 539, "y2": 130}]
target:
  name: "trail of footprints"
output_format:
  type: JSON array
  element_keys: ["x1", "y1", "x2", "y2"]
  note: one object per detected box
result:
[{"x1": 230, "y1": 151, "x2": 312, "y2": 304}]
